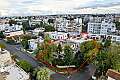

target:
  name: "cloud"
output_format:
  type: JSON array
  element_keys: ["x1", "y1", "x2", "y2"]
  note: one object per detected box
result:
[
  {"x1": 0, "y1": 0, "x2": 120, "y2": 16},
  {"x1": 74, "y1": 0, "x2": 120, "y2": 9}
]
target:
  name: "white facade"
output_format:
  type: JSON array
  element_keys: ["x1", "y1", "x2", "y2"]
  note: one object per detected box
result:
[
  {"x1": 33, "y1": 28, "x2": 45, "y2": 36},
  {"x1": 87, "y1": 19, "x2": 116, "y2": 35},
  {"x1": 88, "y1": 23, "x2": 101, "y2": 34},
  {"x1": 0, "y1": 24, "x2": 6, "y2": 31},
  {"x1": 0, "y1": 24, "x2": 22, "y2": 32},
  {"x1": 46, "y1": 31, "x2": 68, "y2": 40},
  {"x1": 55, "y1": 17, "x2": 82, "y2": 33},
  {"x1": 67, "y1": 38, "x2": 92, "y2": 50},
  {"x1": 30, "y1": 19, "x2": 42, "y2": 27},
  {"x1": 88, "y1": 33, "x2": 120, "y2": 42},
  {"x1": 111, "y1": 35, "x2": 120, "y2": 42},
  {"x1": 100, "y1": 20, "x2": 116, "y2": 34},
  {"x1": 28, "y1": 39, "x2": 38, "y2": 50},
  {"x1": 28, "y1": 37, "x2": 44, "y2": 50},
  {"x1": 55, "y1": 18, "x2": 68, "y2": 32}
]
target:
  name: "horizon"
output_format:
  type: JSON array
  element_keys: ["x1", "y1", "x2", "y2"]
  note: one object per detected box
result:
[{"x1": 1, "y1": 13, "x2": 120, "y2": 17}]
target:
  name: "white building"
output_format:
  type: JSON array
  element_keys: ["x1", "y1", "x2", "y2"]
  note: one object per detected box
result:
[
  {"x1": 67, "y1": 38, "x2": 92, "y2": 50},
  {"x1": 33, "y1": 28, "x2": 45, "y2": 36},
  {"x1": 0, "y1": 24, "x2": 22, "y2": 32},
  {"x1": 30, "y1": 19, "x2": 42, "y2": 27},
  {"x1": 45, "y1": 31, "x2": 68, "y2": 40},
  {"x1": 0, "y1": 24, "x2": 6, "y2": 31},
  {"x1": 111, "y1": 35, "x2": 120, "y2": 42},
  {"x1": 0, "y1": 48, "x2": 30, "y2": 80},
  {"x1": 55, "y1": 17, "x2": 68, "y2": 32},
  {"x1": 100, "y1": 20, "x2": 116, "y2": 35},
  {"x1": 87, "y1": 19, "x2": 116, "y2": 35},
  {"x1": 88, "y1": 23, "x2": 101, "y2": 34},
  {"x1": 55, "y1": 17, "x2": 82, "y2": 33},
  {"x1": 4, "y1": 30, "x2": 24, "y2": 38},
  {"x1": 28, "y1": 39, "x2": 38, "y2": 50},
  {"x1": 28, "y1": 37, "x2": 44, "y2": 50}
]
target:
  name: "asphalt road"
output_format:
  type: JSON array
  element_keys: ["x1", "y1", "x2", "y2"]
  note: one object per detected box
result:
[{"x1": 0, "y1": 40, "x2": 44, "y2": 68}]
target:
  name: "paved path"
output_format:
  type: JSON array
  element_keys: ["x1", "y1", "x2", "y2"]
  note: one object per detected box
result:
[{"x1": 51, "y1": 64, "x2": 96, "y2": 80}]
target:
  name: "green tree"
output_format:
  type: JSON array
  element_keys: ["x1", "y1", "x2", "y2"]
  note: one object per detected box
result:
[
  {"x1": 44, "y1": 34, "x2": 51, "y2": 43},
  {"x1": 36, "y1": 67, "x2": 49, "y2": 80},
  {"x1": 80, "y1": 40, "x2": 95, "y2": 54},
  {"x1": 114, "y1": 21, "x2": 120, "y2": 30},
  {"x1": 80, "y1": 40, "x2": 97, "y2": 60},
  {"x1": 32, "y1": 67, "x2": 41, "y2": 80},
  {"x1": 44, "y1": 23, "x2": 55, "y2": 32},
  {"x1": 43, "y1": 44, "x2": 56, "y2": 64},
  {"x1": 103, "y1": 39, "x2": 111, "y2": 48},
  {"x1": 40, "y1": 21, "x2": 44, "y2": 27},
  {"x1": 64, "y1": 45, "x2": 73, "y2": 65},
  {"x1": 0, "y1": 31, "x2": 5, "y2": 38},
  {"x1": 22, "y1": 21, "x2": 29, "y2": 34},
  {"x1": 79, "y1": 40, "x2": 119, "y2": 79},
  {"x1": 17, "y1": 60, "x2": 32, "y2": 72},
  {"x1": 56, "y1": 43, "x2": 62, "y2": 54},
  {"x1": 21, "y1": 39, "x2": 29, "y2": 49},
  {"x1": 73, "y1": 51, "x2": 84, "y2": 68},
  {"x1": 109, "y1": 44, "x2": 120, "y2": 71},
  {"x1": 92, "y1": 41, "x2": 115, "y2": 78},
  {"x1": 93, "y1": 50, "x2": 111, "y2": 78},
  {"x1": 35, "y1": 24, "x2": 40, "y2": 28},
  {"x1": 37, "y1": 35, "x2": 56, "y2": 64},
  {"x1": 21, "y1": 35, "x2": 32, "y2": 40}
]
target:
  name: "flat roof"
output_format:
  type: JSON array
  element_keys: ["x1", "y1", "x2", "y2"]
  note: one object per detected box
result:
[
  {"x1": 68, "y1": 38, "x2": 92, "y2": 44},
  {"x1": 0, "y1": 64, "x2": 29, "y2": 80}
]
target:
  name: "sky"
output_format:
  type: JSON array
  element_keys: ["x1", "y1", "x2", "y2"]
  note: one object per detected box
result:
[{"x1": 0, "y1": 0, "x2": 120, "y2": 16}]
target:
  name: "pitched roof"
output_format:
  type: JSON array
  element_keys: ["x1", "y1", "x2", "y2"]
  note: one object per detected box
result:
[{"x1": 106, "y1": 69, "x2": 120, "y2": 80}]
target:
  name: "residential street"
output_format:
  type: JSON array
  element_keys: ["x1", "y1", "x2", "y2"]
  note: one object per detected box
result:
[
  {"x1": 0, "y1": 40, "x2": 44, "y2": 68},
  {"x1": 51, "y1": 64, "x2": 96, "y2": 80},
  {"x1": 0, "y1": 40, "x2": 96, "y2": 80}
]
